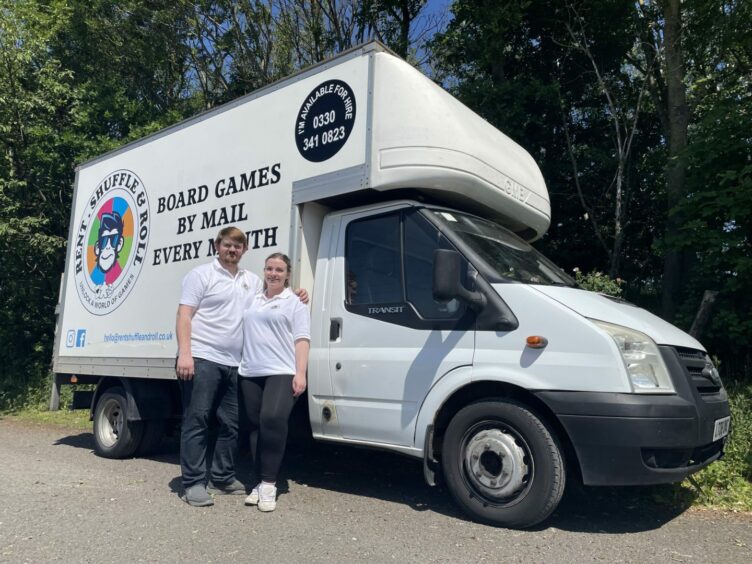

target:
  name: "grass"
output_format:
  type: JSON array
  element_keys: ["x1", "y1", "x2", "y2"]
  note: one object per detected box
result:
[
  {"x1": 1, "y1": 407, "x2": 90, "y2": 430},
  {"x1": 0, "y1": 373, "x2": 91, "y2": 431}
]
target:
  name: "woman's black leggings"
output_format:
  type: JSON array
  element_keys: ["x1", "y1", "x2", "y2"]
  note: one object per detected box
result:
[{"x1": 239, "y1": 375, "x2": 297, "y2": 483}]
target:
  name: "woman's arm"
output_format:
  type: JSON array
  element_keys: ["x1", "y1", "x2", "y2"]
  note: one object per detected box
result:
[{"x1": 292, "y1": 338, "x2": 310, "y2": 397}]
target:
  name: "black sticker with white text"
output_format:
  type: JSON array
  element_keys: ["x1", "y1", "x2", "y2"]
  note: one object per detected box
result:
[{"x1": 295, "y1": 80, "x2": 356, "y2": 162}]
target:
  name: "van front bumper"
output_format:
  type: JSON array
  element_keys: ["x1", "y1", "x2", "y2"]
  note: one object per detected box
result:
[
  {"x1": 535, "y1": 345, "x2": 730, "y2": 486},
  {"x1": 536, "y1": 389, "x2": 728, "y2": 485}
]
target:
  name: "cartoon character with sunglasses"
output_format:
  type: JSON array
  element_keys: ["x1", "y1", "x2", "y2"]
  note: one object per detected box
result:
[{"x1": 91, "y1": 211, "x2": 125, "y2": 288}]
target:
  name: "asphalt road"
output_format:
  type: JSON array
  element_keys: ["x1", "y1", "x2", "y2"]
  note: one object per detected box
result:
[{"x1": 0, "y1": 419, "x2": 750, "y2": 563}]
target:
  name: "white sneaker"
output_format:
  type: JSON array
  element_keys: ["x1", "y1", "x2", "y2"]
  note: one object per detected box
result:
[
  {"x1": 245, "y1": 484, "x2": 260, "y2": 506},
  {"x1": 257, "y1": 483, "x2": 277, "y2": 512}
]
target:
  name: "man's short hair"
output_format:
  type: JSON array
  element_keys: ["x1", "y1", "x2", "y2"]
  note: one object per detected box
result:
[{"x1": 215, "y1": 226, "x2": 247, "y2": 248}]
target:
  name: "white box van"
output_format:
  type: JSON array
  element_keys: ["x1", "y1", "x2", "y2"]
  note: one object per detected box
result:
[{"x1": 52, "y1": 42, "x2": 730, "y2": 528}]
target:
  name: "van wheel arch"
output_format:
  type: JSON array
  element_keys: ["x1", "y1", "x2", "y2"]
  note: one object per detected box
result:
[
  {"x1": 429, "y1": 381, "x2": 581, "y2": 484},
  {"x1": 90, "y1": 377, "x2": 179, "y2": 457}
]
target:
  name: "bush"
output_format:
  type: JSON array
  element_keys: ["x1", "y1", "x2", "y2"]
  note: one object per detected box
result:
[
  {"x1": 0, "y1": 368, "x2": 74, "y2": 414},
  {"x1": 572, "y1": 268, "x2": 625, "y2": 297},
  {"x1": 684, "y1": 381, "x2": 752, "y2": 510}
]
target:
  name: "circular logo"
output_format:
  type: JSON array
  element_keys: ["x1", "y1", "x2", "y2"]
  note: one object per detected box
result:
[
  {"x1": 295, "y1": 79, "x2": 356, "y2": 162},
  {"x1": 74, "y1": 170, "x2": 150, "y2": 315}
]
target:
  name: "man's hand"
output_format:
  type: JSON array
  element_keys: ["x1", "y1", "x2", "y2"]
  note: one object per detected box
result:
[
  {"x1": 176, "y1": 304, "x2": 197, "y2": 380},
  {"x1": 176, "y1": 353, "x2": 195, "y2": 380},
  {"x1": 294, "y1": 288, "x2": 309, "y2": 304}
]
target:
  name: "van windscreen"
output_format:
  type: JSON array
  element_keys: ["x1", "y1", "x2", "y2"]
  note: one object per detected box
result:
[{"x1": 427, "y1": 210, "x2": 575, "y2": 287}]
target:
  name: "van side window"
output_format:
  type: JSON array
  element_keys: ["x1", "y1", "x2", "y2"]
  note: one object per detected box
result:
[
  {"x1": 345, "y1": 213, "x2": 402, "y2": 306},
  {"x1": 404, "y1": 212, "x2": 466, "y2": 319}
]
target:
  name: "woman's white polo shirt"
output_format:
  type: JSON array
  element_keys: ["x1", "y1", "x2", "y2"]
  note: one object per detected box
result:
[{"x1": 239, "y1": 287, "x2": 311, "y2": 377}]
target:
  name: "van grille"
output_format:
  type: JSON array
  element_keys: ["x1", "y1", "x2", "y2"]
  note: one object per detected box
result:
[{"x1": 675, "y1": 347, "x2": 722, "y2": 396}]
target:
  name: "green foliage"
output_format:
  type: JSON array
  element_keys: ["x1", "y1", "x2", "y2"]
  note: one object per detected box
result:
[
  {"x1": 0, "y1": 0, "x2": 80, "y2": 401},
  {"x1": 682, "y1": 382, "x2": 752, "y2": 510},
  {"x1": 572, "y1": 268, "x2": 624, "y2": 297}
]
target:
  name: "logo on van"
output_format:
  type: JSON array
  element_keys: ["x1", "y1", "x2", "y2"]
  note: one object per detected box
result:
[
  {"x1": 73, "y1": 170, "x2": 150, "y2": 315},
  {"x1": 368, "y1": 306, "x2": 405, "y2": 315},
  {"x1": 295, "y1": 79, "x2": 356, "y2": 162}
]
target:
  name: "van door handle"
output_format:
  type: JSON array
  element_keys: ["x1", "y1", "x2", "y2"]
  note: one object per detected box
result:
[{"x1": 329, "y1": 318, "x2": 341, "y2": 342}]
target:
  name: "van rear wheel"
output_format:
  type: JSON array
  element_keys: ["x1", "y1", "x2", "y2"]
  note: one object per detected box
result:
[
  {"x1": 93, "y1": 387, "x2": 143, "y2": 458},
  {"x1": 442, "y1": 399, "x2": 565, "y2": 528}
]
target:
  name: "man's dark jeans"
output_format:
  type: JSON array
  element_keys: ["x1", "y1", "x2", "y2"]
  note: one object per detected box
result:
[{"x1": 180, "y1": 357, "x2": 239, "y2": 489}]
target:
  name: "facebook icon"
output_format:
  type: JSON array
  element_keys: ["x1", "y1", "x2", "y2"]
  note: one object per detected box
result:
[{"x1": 66, "y1": 329, "x2": 87, "y2": 348}]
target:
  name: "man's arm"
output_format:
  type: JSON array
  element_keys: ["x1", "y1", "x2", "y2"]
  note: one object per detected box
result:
[
  {"x1": 176, "y1": 304, "x2": 197, "y2": 380},
  {"x1": 294, "y1": 288, "x2": 309, "y2": 304}
]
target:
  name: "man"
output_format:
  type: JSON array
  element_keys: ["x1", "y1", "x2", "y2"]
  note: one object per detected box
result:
[{"x1": 176, "y1": 226, "x2": 306, "y2": 507}]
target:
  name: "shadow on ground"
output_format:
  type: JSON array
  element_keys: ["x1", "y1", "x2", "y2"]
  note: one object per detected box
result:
[{"x1": 53, "y1": 431, "x2": 695, "y2": 533}]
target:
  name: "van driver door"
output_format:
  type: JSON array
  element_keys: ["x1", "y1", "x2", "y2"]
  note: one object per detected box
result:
[{"x1": 324, "y1": 205, "x2": 475, "y2": 448}]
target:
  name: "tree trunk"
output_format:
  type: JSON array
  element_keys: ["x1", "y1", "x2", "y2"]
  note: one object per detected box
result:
[
  {"x1": 660, "y1": 0, "x2": 690, "y2": 321},
  {"x1": 689, "y1": 290, "x2": 718, "y2": 340}
]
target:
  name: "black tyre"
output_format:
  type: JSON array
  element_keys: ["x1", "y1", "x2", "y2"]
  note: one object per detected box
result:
[
  {"x1": 137, "y1": 419, "x2": 165, "y2": 456},
  {"x1": 442, "y1": 399, "x2": 565, "y2": 528},
  {"x1": 93, "y1": 387, "x2": 144, "y2": 458}
]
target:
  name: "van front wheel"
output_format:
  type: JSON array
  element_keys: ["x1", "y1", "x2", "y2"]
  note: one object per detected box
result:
[{"x1": 442, "y1": 400, "x2": 565, "y2": 528}]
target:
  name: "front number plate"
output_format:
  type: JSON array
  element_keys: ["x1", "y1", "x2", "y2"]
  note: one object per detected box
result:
[{"x1": 713, "y1": 416, "x2": 731, "y2": 442}]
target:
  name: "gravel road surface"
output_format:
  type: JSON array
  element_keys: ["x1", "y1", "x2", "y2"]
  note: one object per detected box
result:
[{"x1": 0, "y1": 419, "x2": 749, "y2": 563}]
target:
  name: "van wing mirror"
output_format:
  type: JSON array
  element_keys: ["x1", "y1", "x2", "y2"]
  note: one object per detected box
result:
[{"x1": 433, "y1": 249, "x2": 486, "y2": 310}]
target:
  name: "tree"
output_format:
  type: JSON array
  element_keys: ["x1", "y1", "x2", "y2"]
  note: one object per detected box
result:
[
  {"x1": 0, "y1": 0, "x2": 80, "y2": 400},
  {"x1": 0, "y1": 0, "x2": 198, "y2": 406},
  {"x1": 180, "y1": 0, "x2": 437, "y2": 108},
  {"x1": 556, "y1": 0, "x2": 654, "y2": 277},
  {"x1": 430, "y1": 0, "x2": 661, "y2": 281}
]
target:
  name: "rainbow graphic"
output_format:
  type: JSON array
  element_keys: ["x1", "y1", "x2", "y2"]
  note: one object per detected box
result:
[{"x1": 86, "y1": 197, "x2": 134, "y2": 286}]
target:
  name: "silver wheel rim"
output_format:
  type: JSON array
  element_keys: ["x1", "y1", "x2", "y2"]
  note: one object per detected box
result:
[
  {"x1": 96, "y1": 397, "x2": 123, "y2": 448},
  {"x1": 463, "y1": 427, "x2": 530, "y2": 501}
]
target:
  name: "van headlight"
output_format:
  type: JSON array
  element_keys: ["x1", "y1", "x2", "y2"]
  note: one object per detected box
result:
[{"x1": 591, "y1": 320, "x2": 675, "y2": 393}]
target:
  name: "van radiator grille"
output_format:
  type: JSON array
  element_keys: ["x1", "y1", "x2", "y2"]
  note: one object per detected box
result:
[{"x1": 675, "y1": 347, "x2": 722, "y2": 396}]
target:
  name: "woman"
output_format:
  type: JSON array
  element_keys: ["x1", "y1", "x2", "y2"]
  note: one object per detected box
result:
[{"x1": 238, "y1": 253, "x2": 311, "y2": 511}]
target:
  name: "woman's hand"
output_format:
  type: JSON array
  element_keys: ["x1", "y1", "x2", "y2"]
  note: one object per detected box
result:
[{"x1": 292, "y1": 373, "x2": 307, "y2": 397}]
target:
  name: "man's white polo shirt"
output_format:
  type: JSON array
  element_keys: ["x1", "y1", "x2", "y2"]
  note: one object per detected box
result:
[
  {"x1": 239, "y1": 287, "x2": 311, "y2": 377},
  {"x1": 180, "y1": 258, "x2": 261, "y2": 366}
]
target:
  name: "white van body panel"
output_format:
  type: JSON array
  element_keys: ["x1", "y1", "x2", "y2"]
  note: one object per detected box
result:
[
  {"x1": 369, "y1": 53, "x2": 550, "y2": 240},
  {"x1": 412, "y1": 365, "x2": 475, "y2": 453},
  {"x1": 480, "y1": 284, "x2": 631, "y2": 393},
  {"x1": 532, "y1": 286, "x2": 705, "y2": 349}
]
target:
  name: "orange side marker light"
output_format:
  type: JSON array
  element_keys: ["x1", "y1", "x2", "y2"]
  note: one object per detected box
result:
[{"x1": 526, "y1": 336, "x2": 548, "y2": 349}]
